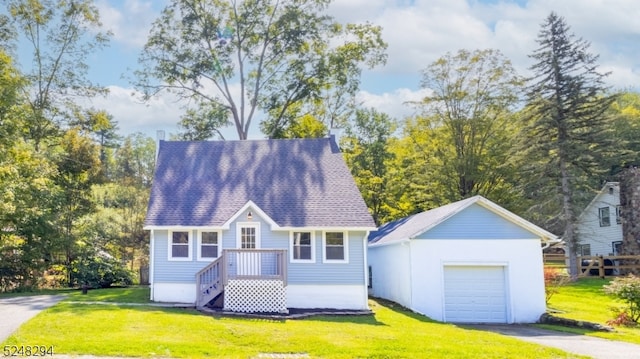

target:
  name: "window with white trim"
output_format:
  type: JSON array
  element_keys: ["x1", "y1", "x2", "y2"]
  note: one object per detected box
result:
[
  {"x1": 323, "y1": 231, "x2": 348, "y2": 263},
  {"x1": 198, "y1": 231, "x2": 220, "y2": 260},
  {"x1": 240, "y1": 226, "x2": 256, "y2": 249},
  {"x1": 616, "y1": 205, "x2": 622, "y2": 225},
  {"x1": 290, "y1": 231, "x2": 314, "y2": 262},
  {"x1": 599, "y1": 207, "x2": 610, "y2": 227},
  {"x1": 169, "y1": 230, "x2": 191, "y2": 260}
]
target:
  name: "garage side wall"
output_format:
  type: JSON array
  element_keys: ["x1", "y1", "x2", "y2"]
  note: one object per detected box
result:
[
  {"x1": 368, "y1": 242, "x2": 412, "y2": 309},
  {"x1": 409, "y1": 239, "x2": 546, "y2": 323}
]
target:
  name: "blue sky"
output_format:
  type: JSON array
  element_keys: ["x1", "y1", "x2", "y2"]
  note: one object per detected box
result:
[{"x1": 17, "y1": 0, "x2": 640, "y2": 138}]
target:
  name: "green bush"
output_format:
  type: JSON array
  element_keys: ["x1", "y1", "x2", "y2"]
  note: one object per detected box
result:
[
  {"x1": 71, "y1": 252, "x2": 134, "y2": 289},
  {"x1": 604, "y1": 274, "x2": 640, "y2": 324}
]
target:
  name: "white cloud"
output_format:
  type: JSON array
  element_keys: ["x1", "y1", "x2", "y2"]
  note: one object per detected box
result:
[
  {"x1": 329, "y1": 0, "x2": 639, "y2": 86},
  {"x1": 97, "y1": 0, "x2": 160, "y2": 48},
  {"x1": 357, "y1": 88, "x2": 432, "y2": 121},
  {"x1": 90, "y1": 0, "x2": 640, "y2": 136},
  {"x1": 84, "y1": 85, "x2": 183, "y2": 137}
]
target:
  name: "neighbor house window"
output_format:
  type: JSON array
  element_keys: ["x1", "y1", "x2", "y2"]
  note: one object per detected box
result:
[
  {"x1": 612, "y1": 241, "x2": 623, "y2": 255},
  {"x1": 323, "y1": 231, "x2": 348, "y2": 263},
  {"x1": 198, "y1": 231, "x2": 220, "y2": 261},
  {"x1": 616, "y1": 205, "x2": 622, "y2": 225},
  {"x1": 169, "y1": 230, "x2": 191, "y2": 260},
  {"x1": 599, "y1": 207, "x2": 610, "y2": 227},
  {"x1": 578, "y1": 244, "x2": 591, "y2": 256},
  {"x1": 290, "y1": 231, "x2": 314, "y2": 262}
]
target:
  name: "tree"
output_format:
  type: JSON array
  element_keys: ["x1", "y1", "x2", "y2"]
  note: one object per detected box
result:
[
  {"x1": 136, "y1": 0, "x2": 387, "y2": 140},
  {"x1": 407, "y1": 49, "x2": 522, "y2": 206},
  {"x1": 52, "y1": 129, "x2": 101, "y2": 285},
  {"x1": 69, "y1": 109, "x2": 121, "y2": 180},
  {"x1": 342, "y1": 108, "x2": 396, "y2": 225},
  {"x1": 114, "y1": 133, "x2": 156, "y2": 189},
  {"x1": 519, "y1": 12, "x2": 616, "y2": 278},
  {"x1": 6, "y1": 0, "x2": 110, "y2": 149},
  {"x1": 608, "y1": 91, "x2": 640, "y2": 171}
]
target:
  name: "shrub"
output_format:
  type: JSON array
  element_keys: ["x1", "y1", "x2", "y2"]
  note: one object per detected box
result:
[
  {"x1": 544, "y1": 267, "x2": 569, "y2": 303},
  {"x1": 70, "y1": 252, "x2": 134, "y2": 289},
  {"x1": 603, "y1": 274, "x2": 640, "y2": 324}
]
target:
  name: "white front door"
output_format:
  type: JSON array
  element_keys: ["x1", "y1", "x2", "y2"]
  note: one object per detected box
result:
[{"x1": 236, "y1": 223, "x2": 261, "y2": 276}]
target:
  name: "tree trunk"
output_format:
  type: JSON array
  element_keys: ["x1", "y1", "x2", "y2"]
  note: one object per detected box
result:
[
  {"x1": 619, "y1": 167, "x2": 640, "y2": 275},
  {"x1": 560, "y1": 158, "x2": 579, "y2": 279}
]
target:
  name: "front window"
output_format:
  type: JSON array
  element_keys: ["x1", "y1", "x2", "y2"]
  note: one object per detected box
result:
[
  {"x1": 291, "y1": 232, "x2": 314, "y2": 262},
  {"x1": 323, "y1": 232, "x2": 348, "y2": 263},
  {"x1": 169, "y1": 230, "x2": 191, "y2": 260},
  {"x1": 198, "y1": 231, "x2": 219, "y2": 260},
  {"x1": 599, "y1": 207, "x2": 610, "y2": 227},
  {"x1": 616, "y1": 205, "x2": 622, "y2": 225}
]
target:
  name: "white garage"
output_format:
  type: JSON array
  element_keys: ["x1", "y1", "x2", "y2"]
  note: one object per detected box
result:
[{"x1": 368, "y1": 196, "x2": 559, "y2": 324}]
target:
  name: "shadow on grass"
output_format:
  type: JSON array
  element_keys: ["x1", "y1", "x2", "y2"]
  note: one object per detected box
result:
[
  {"x1": 44, "y1": 295, "x2": 443, "y2": 328},
  {"x1": 560, "y1": 277, "x2": 612, "y2": 295},
  {"x1": 63, "y1": 286, "x2": 151, "y2": 303},
  {"x1": 368, "y1": 297, "x2": 441, "y2": 324},
  {"x1": 45, "y1": 302, "x2": 203, "y2": 319}
]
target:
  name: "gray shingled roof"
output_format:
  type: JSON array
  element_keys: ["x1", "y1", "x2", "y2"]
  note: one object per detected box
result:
[{"x1": 144, "y1": 137, "x2": 376, "y2": 228}]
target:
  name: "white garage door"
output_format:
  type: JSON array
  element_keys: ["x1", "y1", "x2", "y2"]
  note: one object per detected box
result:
[{"x1": 443, "y1": 266, "x2": 507, "y2": 323}]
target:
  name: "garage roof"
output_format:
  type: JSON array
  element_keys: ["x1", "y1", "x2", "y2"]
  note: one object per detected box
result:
[{"x1": 368, "y1": 196, "x2": 559, "y2": 246}]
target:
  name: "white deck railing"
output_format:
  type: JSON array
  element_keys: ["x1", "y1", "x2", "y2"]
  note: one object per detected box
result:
[{"x1": 195, "y1": 249, "x2": 287, "y2": 309}]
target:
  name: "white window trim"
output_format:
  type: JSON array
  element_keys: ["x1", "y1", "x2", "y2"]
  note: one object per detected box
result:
[
  {"x1": 236, "y1": 222, "x2": 261, "y2": 249},
  {"x1": 197, "y1": 230, "x2": 221, "y2": 261},
  {"x1": 599, "y1": 207, "x2": 611, "y2": 227},
  {"x1": 322, "y1": 231, "x2": 349, "y2": 264},
  {"x1": 168, "y1": 229, "x2": 192, "y2": 261},
  {"x1": 289, "y1": 231, "x2": 316, "y2": 263}
]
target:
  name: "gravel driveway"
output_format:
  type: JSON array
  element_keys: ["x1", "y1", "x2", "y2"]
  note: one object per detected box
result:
[
  {"x1": 467, "y1": 324, "x2": 640, "y2": 359},
  {"x1": 0, "y1": 295, "x2": 65, "y2": 342}
]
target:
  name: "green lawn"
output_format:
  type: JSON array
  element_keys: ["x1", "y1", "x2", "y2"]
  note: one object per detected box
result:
[
  {"x1": 545, "y1": 277, "x2": 640, "y2": 344},
  {"x1": 63, "y1": 286, "x2": 151, "y2": 303},
  {"x1": 2, "y1": 294, "x2": 577, "y2": 359}
]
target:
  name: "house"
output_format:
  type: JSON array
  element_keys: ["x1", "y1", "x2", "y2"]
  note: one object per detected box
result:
[
  {"x1": 576, "y1": 182, "x2": 623, "y2": 256},
  {"x1": 367, "y1": 196, "x2": 559, "y2": 324},
  {"x1": 144, "y1": 137, "x2": 376, "y2": 312}
]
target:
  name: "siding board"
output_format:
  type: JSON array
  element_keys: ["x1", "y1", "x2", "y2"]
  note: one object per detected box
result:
[
  {"x1": 418, "y1": 204, "x2": 539, "y2": 240},
  {"x1": 152, "y1": 217, "x2": 366, "y2": 285}
]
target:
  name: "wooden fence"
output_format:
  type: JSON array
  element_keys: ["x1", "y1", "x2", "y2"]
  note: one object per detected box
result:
[{"x1": 543, "y1": 254, "x2": 640, "y2": 278}]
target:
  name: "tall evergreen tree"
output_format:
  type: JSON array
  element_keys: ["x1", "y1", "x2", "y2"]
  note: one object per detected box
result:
[{"x1": 519, "y1": 12, "x2": 616, "y2": 278}]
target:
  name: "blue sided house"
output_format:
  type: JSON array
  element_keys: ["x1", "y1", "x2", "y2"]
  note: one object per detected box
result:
[{"x1": 144, "y1": 137, "x2": 376, "y2": 312}]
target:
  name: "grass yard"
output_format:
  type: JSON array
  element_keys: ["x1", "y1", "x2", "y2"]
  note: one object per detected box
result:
[
  {"x1": 2, "y1": 291, "x2": 577, "y2": 359},
  {"x1": 545, "y1": 277, "x2": 640, "y2": 344},
  {"x1": 63, "y1": 286, "x2": 151, "y2": 303}
]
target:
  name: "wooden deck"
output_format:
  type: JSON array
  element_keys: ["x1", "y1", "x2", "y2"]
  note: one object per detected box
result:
[{"x1": 196, "y1": 249, "x2": 287, "y2": 309}]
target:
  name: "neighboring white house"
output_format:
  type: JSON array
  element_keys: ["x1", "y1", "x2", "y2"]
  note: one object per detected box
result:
[
  {"x1": 144, "y1": 137, "x2": 376, "y2": 312},
  {"x1": 576, "y1": 182, "x2": 623, "y2": 257},
  {"x1": 367, "y1": 196, "x2": 559, "y2": 324}
]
